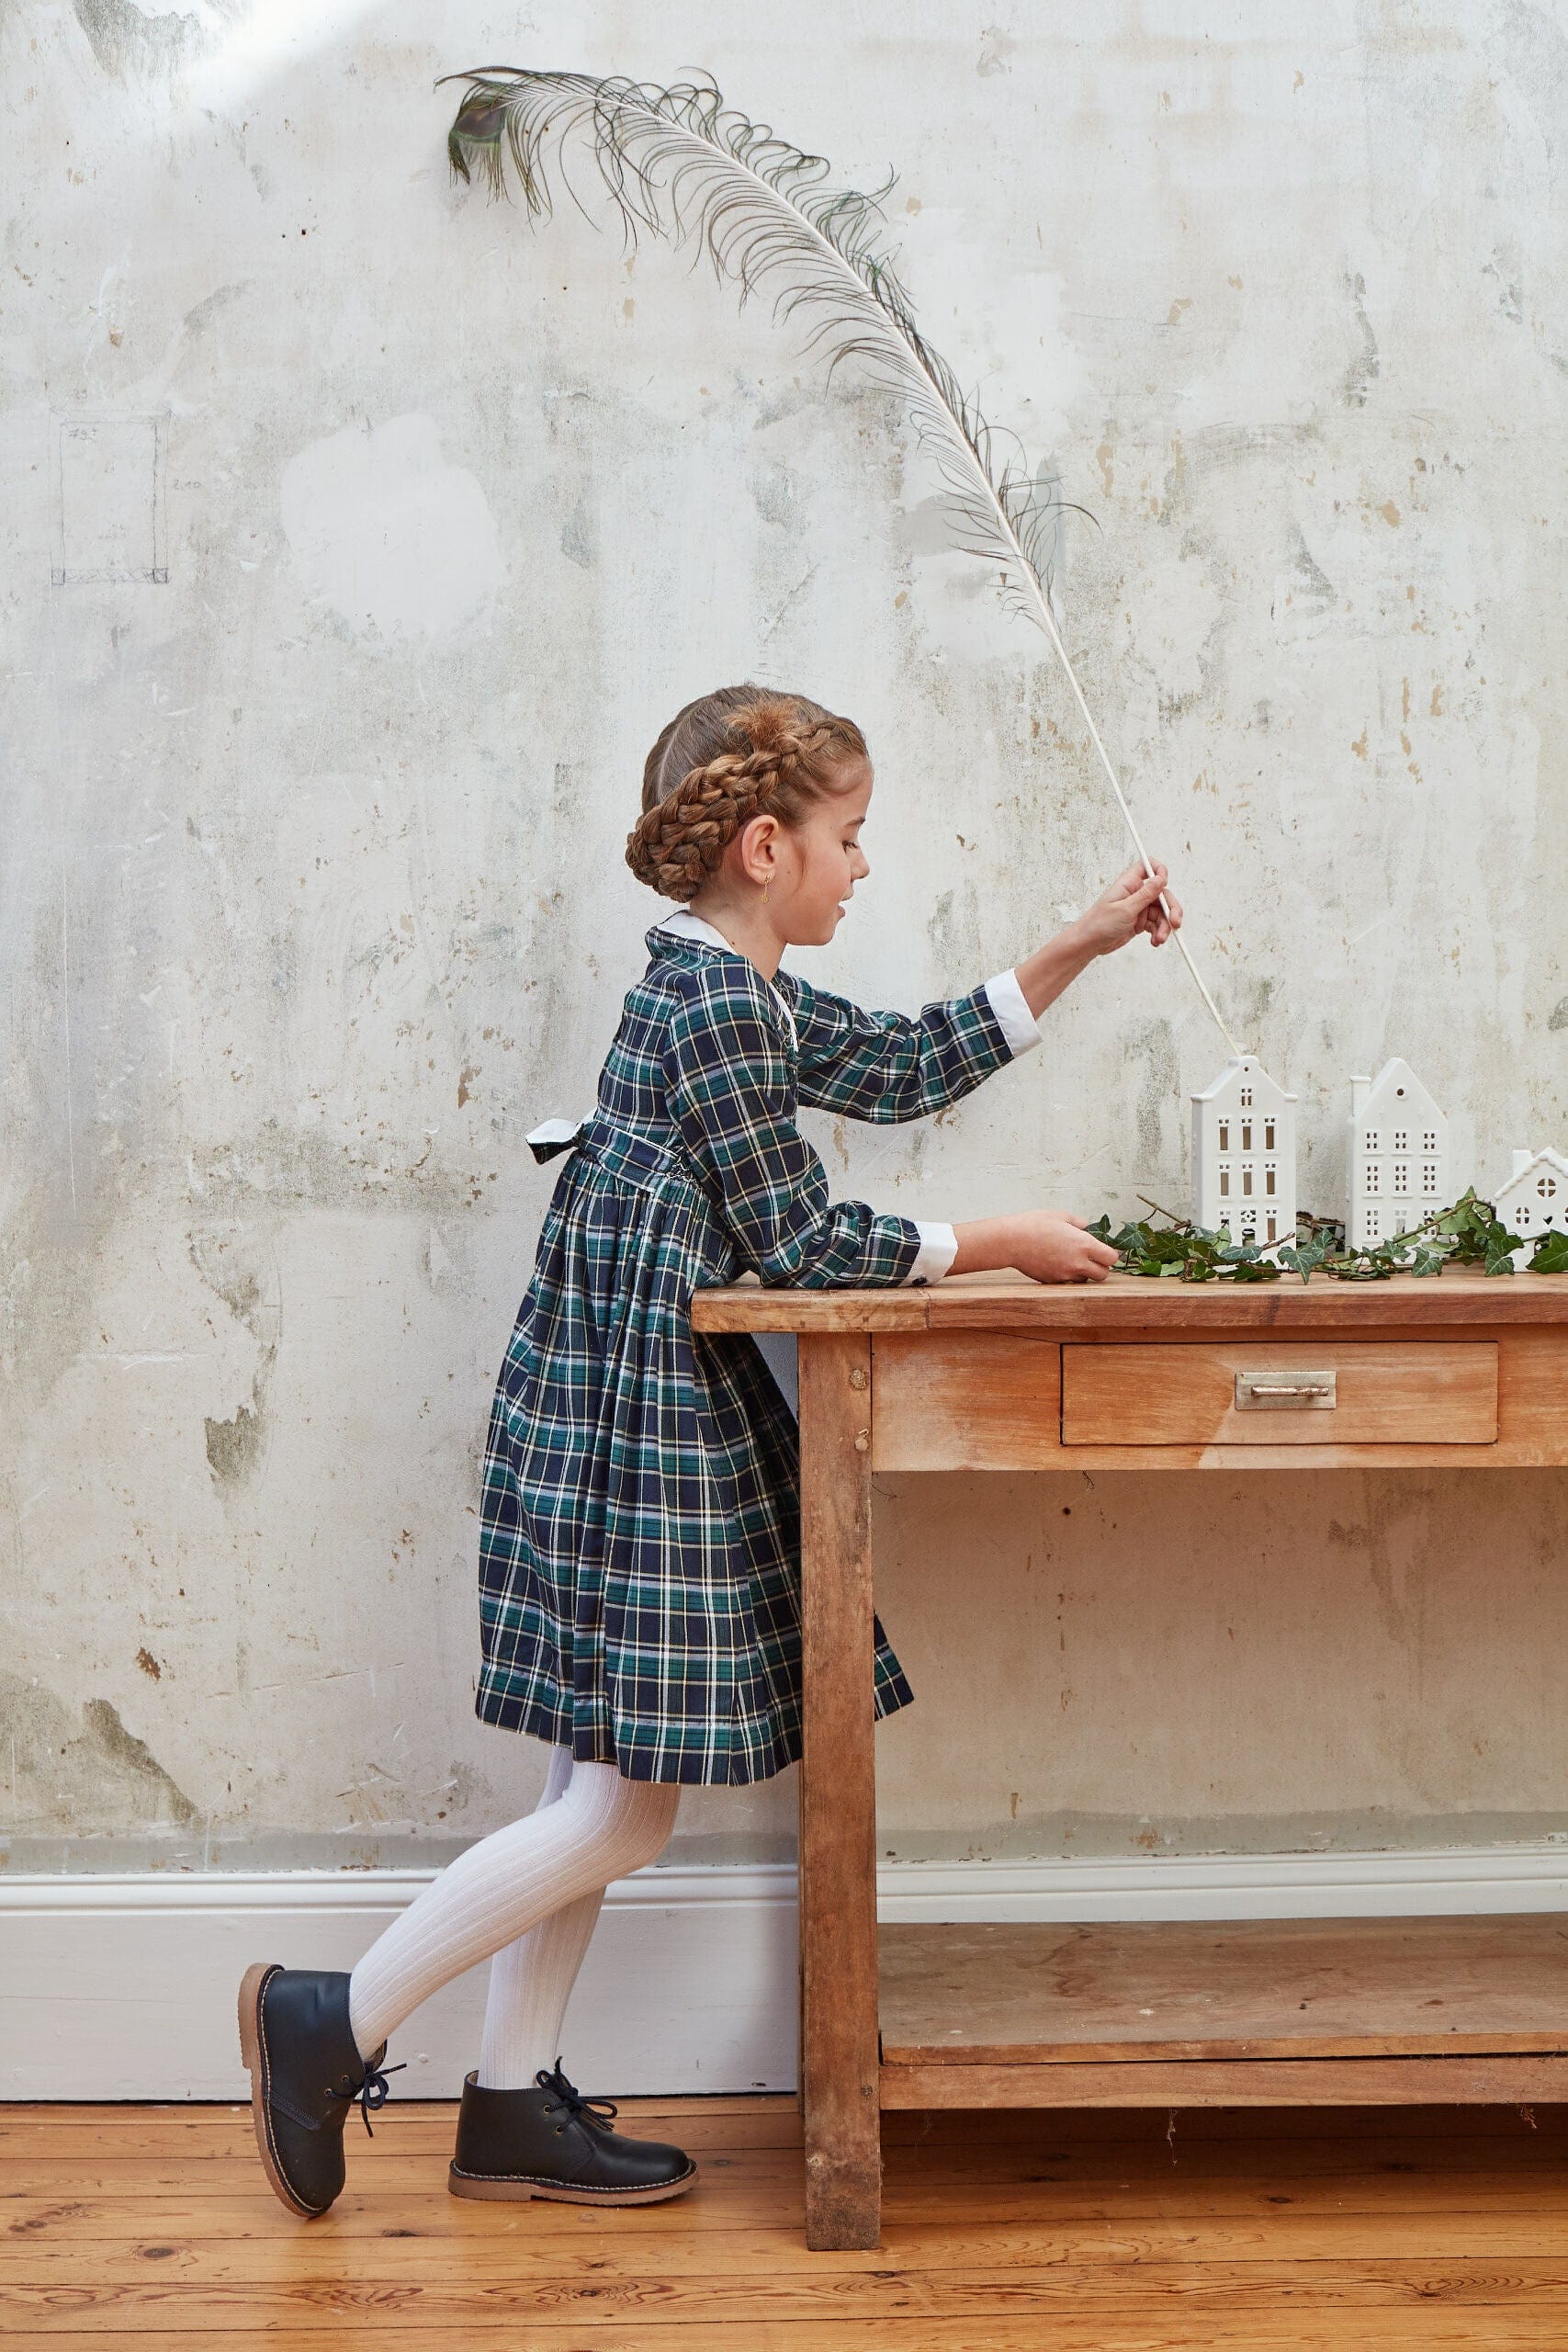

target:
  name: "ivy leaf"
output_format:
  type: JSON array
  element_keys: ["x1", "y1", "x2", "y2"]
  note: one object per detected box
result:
[
  {"x1": 1086, "y1": 1190, "x2": 1568, "y2": 1286},
  {"x1": 1278, "y1": 1238, "x2": 1328, "y2": 1284}
]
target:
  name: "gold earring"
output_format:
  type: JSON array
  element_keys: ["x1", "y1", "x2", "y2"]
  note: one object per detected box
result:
[{"x1": 761, "y1": 878, "x2": 770, "y2": 903}]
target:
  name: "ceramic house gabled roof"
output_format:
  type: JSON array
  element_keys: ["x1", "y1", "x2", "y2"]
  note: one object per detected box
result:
[
  {"x1": 1351, "y1": 1057, "x2": 1443, "y2": 1128},
  {"x1": 1496, "y1": 1147, "x2": 1568, "y2": 1193},
  {"x1": 1190, "y1": 1055, "x2": 1298, "y2": 1108}
]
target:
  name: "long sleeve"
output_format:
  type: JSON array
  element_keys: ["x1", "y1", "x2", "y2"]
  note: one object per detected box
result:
[
  {"x1": 778, "y1": 964, "x2": 1044, "y2": 1123},
  {"x1": 662, "y1": 960, "x2": 931, "y2": 1289}
]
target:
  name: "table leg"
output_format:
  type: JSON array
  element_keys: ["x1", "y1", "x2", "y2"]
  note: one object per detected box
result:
[{"x1": 796, "y1": 1329, "x2": 881, "y2": 2251}]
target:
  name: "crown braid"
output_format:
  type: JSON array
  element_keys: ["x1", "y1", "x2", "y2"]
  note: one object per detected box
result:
[{"x1": 626, "y1": 688, "x2": 866, "y2": 902}]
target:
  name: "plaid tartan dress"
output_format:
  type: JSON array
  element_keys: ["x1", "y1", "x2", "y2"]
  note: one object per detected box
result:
[{"x1": 476, "y1": 918, "x2": 1035, "y2": 1784}]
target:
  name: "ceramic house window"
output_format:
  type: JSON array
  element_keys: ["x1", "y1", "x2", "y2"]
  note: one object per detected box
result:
[
  {"x1": 1348, "y1": 1062, "x2": 1448, "y2": 1252},
  {"x1": 1192, "y1": 1057, "x2": 1297, "y2": 1254},
  {"x1": 1491, "y1": 1150, "x2": 1568, "y2": 1253}
]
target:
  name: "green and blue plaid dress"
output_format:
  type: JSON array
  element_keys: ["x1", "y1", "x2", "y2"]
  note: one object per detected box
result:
[{"x1": 476, "y1": 917, "x2": 1034, "y2": 1784}]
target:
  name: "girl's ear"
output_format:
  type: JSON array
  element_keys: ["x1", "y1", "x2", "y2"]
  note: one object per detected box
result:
[{"x1": 735, "y1": 809, "x2": 782, "y2": 887}]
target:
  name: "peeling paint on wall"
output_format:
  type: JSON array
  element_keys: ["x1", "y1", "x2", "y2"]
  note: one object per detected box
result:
[
  {"x1": 4, "y1": 6, "x2": 1567, "y2": 1877},
  {"x1": 279, "y1": 414, "x2": 504, "y2": 647},
  {"x1": 0, "y1": 1676, "x2": 197, "y2": 1834}
]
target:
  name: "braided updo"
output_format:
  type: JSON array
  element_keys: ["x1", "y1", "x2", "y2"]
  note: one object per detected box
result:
[{"x1": 626, "y1": 684, "x2": 868, "y2": 902}]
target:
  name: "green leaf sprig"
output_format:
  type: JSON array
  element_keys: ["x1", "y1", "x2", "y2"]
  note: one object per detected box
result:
[{"x1": 1087, "y1": 1190, "x2": 1566, "y2": 1286}]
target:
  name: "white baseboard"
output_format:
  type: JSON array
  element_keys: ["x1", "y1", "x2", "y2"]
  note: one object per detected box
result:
[{"x1": 4, "y1": 1845, "x2": 1565, "y2": 2102}]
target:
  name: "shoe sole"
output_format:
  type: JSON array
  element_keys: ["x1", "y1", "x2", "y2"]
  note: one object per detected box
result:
[
  {"x1": 238, "y1": 1961, "x2": 323, "y2": 2221},
  {"x1": 447, "y1": 2160, "x2": 699, "y2": 2206}
]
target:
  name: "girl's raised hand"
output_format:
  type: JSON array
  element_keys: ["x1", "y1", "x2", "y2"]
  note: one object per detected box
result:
[{"x1": 1078, "y1": 861, "x2": 1183, "y2": 956}]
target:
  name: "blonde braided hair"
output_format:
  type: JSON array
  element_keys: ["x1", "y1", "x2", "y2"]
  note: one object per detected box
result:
[{"x1": 626, "y1": 684, "x2": 868, "y2": 902}]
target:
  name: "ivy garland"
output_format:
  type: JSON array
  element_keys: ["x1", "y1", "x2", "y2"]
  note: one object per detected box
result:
[{"x1": 1087, "y1": 1189, "x2": 1568, "y2": 1285}]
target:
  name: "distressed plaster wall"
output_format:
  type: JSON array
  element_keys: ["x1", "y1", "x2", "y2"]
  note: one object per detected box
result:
[{"x1": 4, "y1": 0, "x2": 1566, "y2": 1880}]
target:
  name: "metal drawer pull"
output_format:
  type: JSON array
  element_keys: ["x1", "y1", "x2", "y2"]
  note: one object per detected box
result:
[{"x1": 1235, "y1": 1369, "x2": 1337, "y2": 1410}]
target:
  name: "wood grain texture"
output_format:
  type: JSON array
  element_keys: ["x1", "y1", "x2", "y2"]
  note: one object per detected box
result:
[
  {"x1": 878, "y1": 1918, "x2": 1568, "y2": 2064},
  {"x1": 6, "y1": 2101, "x2": 1568, "y2": 2348},
  {"x1": 868, "y1": 1327, "x2": 1568, "y2": 1468},
  {"x1": 795, "y1": 1332, "x2": 882, "y2": 2254},
  {"x1": 1060, "y1": 1342, "x2": 1498, "y2": 1448},
  {"x1": 880, "y1": 2057, "x2": 1568, "y2": 2107},
  {"x1": 691, "y1": 1266, "x2": 1568, "y2": 1333},
  {"x1": 871, "y1": 1332, "x2": 1062, "y2": 1470},
  {"x1": 691, "y1": 1284, "x2": 931, "y2": 1331}
]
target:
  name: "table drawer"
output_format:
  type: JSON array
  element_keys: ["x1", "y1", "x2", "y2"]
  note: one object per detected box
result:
[{"x1": 1061, "y1": 1341, "x2": 1498, "y2": 1447}]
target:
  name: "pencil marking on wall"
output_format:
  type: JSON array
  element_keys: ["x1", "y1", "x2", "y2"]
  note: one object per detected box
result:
[{"x1": 50, "y1": 410, "x2": 167, "y2": 584}]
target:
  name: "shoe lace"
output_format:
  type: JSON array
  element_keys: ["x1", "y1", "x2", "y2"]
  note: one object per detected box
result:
[
  {"x1": 536, "y1": 2056, "x2": 619, "y2": 2133},
  {"x1": 328, "y1": 2053, "x2": 407, "y2": 2138}
]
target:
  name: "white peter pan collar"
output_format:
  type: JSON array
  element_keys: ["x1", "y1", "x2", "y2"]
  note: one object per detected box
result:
[
  {"x1": 653, "y1": 907, "x2": 799, "y2": 1054},
  {"x1": 652, "y1": 906, "x2": 745, "y2": 955}
]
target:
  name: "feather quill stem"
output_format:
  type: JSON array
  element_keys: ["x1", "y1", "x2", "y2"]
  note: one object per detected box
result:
[{"x1": 438, "y1": 67, "x2": 1243, "y2": 1057}]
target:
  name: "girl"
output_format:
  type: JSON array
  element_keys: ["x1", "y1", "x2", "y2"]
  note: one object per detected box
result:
[{"x1": 239, "y1": 684, "x2": 1180, "y2": 2217}]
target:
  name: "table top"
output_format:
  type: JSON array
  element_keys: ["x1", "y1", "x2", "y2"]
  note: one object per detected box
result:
[{"x1": 689, "y1": 1265, "x2": 1568, "y2": 1334}]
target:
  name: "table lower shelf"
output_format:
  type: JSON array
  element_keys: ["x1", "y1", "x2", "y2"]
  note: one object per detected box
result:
[{"x1": 877, "y1": 1917, "x2": 1568, "y2": 2108}]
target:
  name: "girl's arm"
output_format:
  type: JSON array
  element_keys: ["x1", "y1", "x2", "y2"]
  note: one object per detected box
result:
[
  {"x1": 842, "y1": 861, "x2": 1182, "y2": 1283},
  {"x1": 663, "y1": 960, "x2": 941, "y2": 1289},
  {"x1": 782, "y1": 964, "x2": 1041, "y2": 1124},
  {"x1": 784, "y1": 864, "x2": 1182, "y2": 1122}
]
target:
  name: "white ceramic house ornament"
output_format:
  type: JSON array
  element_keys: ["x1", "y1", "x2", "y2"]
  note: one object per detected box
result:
[
  {"x1": 1190, "y1": 1057, "x2": 1298, "y2": 1250},
  {"x1": 1348, "y1": 1060, "x2": 1448, "y2": 1250},
  {"x1": 1493, "y1": 1148, "x2": 1568, "y2": 1255}
]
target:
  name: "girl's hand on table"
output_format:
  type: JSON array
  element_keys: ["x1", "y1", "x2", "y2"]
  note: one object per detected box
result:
[
  {"x1": 949, "y1": 1212, "x2": 1120, "y2": 1283},
  {"x1": 1077, "y1": 860, "x2": 1182, "y2": 956}
]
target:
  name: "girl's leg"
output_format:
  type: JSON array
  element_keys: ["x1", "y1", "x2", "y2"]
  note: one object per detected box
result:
[
  {"x1": 477, "y1": 1747, "x2": 612, "y2": 2089},
  {"x1": 347, "y1": 1757, "x2": 678, "y2": 2064}
]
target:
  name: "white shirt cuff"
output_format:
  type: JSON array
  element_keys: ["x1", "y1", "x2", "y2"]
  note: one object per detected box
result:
[
  {"x1": 983, "y1": 967, "x2": 1044, "y2": 1057},
  {"x1": 905, "y1": 1219, "x2": 958, "y2": 1285}
]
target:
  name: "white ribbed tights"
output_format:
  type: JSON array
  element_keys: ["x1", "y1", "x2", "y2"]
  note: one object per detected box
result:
[{"x1": 347, "y1": 1751, "x2": 680, "y2": 2080}]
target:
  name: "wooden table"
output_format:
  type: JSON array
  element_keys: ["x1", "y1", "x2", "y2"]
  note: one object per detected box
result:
[{"x1": 689, "y1": 1267, "x2": 1568, "y2": 2249}]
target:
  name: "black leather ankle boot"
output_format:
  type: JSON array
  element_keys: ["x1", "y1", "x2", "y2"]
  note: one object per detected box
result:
[
  {"x1": 448, "y1": 2060, "x2": 698, "y2": 2204},
  {"x1": 238, "y1": 1962, "x2": 403, "y2": 2217}
]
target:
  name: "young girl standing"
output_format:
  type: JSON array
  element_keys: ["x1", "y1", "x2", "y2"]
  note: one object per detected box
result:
[{"x1": 239, "y1": 684, "x2": 1180, "y2": 2217}]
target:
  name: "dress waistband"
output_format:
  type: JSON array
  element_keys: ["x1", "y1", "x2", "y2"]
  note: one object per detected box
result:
[{"x1": 526, "y1": 1111, "x2": 688, "y2": 1188}]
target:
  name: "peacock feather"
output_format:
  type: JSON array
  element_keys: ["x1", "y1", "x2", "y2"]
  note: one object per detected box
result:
[{"x1": 436, "y1": 66, "x2": 1240, "y2": 1055}]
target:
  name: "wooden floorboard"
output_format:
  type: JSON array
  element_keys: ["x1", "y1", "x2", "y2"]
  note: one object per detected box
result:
[{"x1": 3, "y1": 2098, "x2": 1567, "y2": 2344}]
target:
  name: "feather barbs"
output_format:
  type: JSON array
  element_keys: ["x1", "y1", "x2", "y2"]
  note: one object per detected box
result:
[{"x1": 438, "y1": 64, "x2": 1243, "y2": 1056}]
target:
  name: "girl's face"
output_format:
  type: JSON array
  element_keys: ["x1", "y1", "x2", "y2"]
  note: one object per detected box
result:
[{"x1": 772, "y1": 756, "x2": 874, "y2": 945}]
